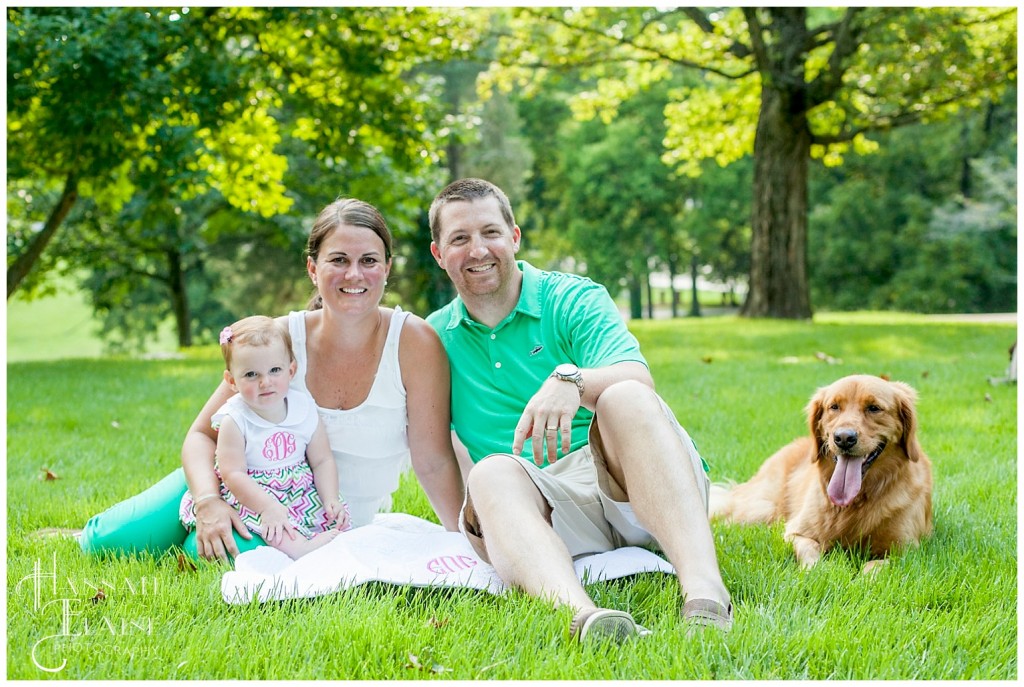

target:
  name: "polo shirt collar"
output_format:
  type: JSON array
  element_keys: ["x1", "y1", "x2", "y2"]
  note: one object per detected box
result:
[
  {"x1": 516, "y1": 261, "x2": 543, "y2": 318},
  {"x1": 443, "y1": 260, "x2": 542, "y2": 330}
]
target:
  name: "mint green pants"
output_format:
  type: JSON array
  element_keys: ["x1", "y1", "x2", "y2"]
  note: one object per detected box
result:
[{"x1": 79, "y1": 468, "x2": 266, "y2": 560}]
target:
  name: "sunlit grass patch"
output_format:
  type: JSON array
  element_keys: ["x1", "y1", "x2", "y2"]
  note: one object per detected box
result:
[{"x1": 6, "y1": 315, "x2": 1016, "y2": 679}]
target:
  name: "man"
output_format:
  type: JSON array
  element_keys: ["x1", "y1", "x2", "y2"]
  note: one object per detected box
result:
[{"x1": 426, "y1": 178, "x2": 732, "y2": 643}]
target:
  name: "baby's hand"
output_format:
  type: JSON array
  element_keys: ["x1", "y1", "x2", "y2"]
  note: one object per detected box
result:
[
  {"x1": 326, "y1": 500, "x2": 350, "y2": 531},
  {"x1": 260, "y1": 504, "x2": 296, "y2": 545}
]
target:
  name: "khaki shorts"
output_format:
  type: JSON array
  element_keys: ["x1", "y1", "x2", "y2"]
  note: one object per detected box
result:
[{"x1": 460, "y1": 395, "x2": 710, "y2": 559}]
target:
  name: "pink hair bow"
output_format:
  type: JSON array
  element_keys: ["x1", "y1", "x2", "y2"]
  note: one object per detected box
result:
[{"x1": 219, "y1": 326, "x2": 233, "y2": 345}]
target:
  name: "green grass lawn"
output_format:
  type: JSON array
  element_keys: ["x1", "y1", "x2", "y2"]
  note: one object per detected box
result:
[{"x1": 6, "y1": 315, "x2": 1017, "y2": 679}]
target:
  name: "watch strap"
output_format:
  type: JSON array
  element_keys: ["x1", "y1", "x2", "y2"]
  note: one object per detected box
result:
[{"x1": 550, "y1": 367, "x2": 585, "y2": 398}]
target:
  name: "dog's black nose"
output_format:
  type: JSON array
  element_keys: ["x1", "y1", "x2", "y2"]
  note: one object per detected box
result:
[{"x1": 834, "y1": 429, "x2": 858, "y2": 451}]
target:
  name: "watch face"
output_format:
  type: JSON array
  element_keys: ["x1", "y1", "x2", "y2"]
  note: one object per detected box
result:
[{"x1": 556, "y1": 363, "x2": 579, "y2": 377}]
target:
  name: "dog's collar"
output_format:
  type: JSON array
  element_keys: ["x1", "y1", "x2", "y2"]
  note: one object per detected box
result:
[{"x1": 831, "y1": 441, "x2": 888, "y2": 475}]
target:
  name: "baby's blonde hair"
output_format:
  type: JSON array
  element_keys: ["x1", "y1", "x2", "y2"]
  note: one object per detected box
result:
[{"x1": 219, "y1": 316, "x2": 294, "y2": 370}]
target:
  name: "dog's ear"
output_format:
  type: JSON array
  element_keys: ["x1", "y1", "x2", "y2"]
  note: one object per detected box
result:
[
  {"x1": 891, "y1": 381, "x2": 925, "y2": 462},
  {"x1": 805, "y1": 387, "x2": 828, "y2": 462}
]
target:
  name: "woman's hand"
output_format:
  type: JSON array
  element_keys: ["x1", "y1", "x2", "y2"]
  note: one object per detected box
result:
[
  {"x1": 194, "y1": 497, "x2": 251, "y2": 560},
  {"x1": 260, "y1": 503, "x2": 297, "y2": 545},
  {"x1": 183, "y1": 379, "x2": 243, "y2": 561}
]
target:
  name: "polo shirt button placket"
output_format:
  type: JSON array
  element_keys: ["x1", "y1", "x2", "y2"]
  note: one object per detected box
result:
[{"x1": 488, "y1": 331, "x2": 501, "y2": 372}]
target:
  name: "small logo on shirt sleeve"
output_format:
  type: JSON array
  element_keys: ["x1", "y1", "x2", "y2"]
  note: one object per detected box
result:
[{"x1": 529, "y1": 345, "x2": 544, "y2": 356}]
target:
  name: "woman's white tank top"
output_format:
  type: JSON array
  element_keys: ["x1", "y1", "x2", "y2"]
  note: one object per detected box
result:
[{"x1": 288, "y1": 308, "x2": 411, "y2": 528}]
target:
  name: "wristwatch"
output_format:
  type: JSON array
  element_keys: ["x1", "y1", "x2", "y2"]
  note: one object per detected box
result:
[{"x1": 550, "y1": 363, "x2": 585, "y2": 399}]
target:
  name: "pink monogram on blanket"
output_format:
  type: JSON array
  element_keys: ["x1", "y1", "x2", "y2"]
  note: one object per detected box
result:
[
  {"x1": 262, "y1": 431, "x2": 297, "y2": 462},
  {"x1": 427, "y1": 555, "x2": 478, "y2": 575}
]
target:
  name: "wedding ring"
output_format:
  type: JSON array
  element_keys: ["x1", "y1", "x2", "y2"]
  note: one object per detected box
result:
[{"x1": 545, "y1": 427, "x2": 557, "y2": 433}]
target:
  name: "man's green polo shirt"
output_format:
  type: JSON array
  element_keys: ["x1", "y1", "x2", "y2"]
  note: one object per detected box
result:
[{"x1": 427, "y1": 261, "x2": 647, "y2": 465}]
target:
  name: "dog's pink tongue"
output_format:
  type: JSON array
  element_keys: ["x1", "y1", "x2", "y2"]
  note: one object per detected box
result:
[{"x1": 827, "y1": 456, "x2": 865, "y2": 507}]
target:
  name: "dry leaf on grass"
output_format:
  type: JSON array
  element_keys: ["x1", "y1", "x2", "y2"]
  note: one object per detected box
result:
[{"x1": 176, "y1": 553, "x2": 198, "y2": 573}]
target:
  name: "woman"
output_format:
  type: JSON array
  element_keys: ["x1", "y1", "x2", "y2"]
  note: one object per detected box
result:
[{"x1": 80, "y1": 198, "x2": 464, "y2": 560}]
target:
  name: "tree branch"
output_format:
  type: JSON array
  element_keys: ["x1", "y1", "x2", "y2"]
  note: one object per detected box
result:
[
  {"x1": 806, "y1": 8, "x2": 866, "y2": 108},
  {"x1": 741, "y1": 8, "x2": 771, "y2": 75},
  {"x1": 682, "y1": 7, "x2": 752, "y2": 59},
  {"x1": 116, "y1": 263, "x2": 171, "y2": 285},
  {"x1": 513, "y1": 7, "x2": 754, "y2": 80},
  {"x1": 680, "y1": 7, "x2": 716, "y2": 34},
  {"x1": 7, "y1": 171, "x2": 78, "y2": 298},
  {"x1": 810, "y1": 90, "x2": 988, "y2": 145}
]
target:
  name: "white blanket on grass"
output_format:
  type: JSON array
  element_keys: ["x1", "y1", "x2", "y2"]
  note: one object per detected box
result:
[{"x1": 221, "y1": 513, "x2": 674, "y2": 604}]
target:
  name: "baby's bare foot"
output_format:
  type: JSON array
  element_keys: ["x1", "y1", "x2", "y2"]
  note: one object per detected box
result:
[{"x1": 276, "y1": 528, "x2": 339, "y2": 559}]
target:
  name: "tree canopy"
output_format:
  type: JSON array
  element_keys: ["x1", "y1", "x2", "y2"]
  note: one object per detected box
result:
[
  {"x1": 6, "y1": 8, "x2": 294, "y2": 295},
  {"x1": 7, "y1": 6, "x2": 476, "y2": 344},
  {"x1": 483, "y1": 6, "x2": 1016, "y2": 317},
  {"x1": 5, "y1": 7, "x2": 1016, "y2": 352}
]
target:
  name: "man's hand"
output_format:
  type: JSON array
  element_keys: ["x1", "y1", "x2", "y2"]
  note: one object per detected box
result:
[
  {"x1": 194, "y1": 497, "x2": 251, "y2": 560},
  {"x1": 512, "y1": 377, "x2": 581, "y2": 466}
]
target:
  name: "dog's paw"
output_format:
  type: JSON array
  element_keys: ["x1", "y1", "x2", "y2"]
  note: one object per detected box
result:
[
  {"x1": 788, "y1": 533, "x2": 823, "y2": 569},
  {"x1": 861, "y1": 559, "x2": 889, "y2": 575}
]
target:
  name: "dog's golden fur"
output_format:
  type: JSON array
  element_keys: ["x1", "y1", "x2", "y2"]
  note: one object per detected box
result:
[{"x1": 710, "y1": 375, "x2": 933, "y2": 571}]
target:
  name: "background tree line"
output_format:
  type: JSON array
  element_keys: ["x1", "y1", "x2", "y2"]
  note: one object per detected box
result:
[{"x1": 6, "y1": 6, "x2": 1016, "y2": 350}]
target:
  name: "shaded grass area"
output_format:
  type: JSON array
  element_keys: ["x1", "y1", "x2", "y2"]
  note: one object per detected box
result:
[
  {"x1": 6, "y1": 316, "x2": 1016, "y2": 679},
  {"x1": 7, "y1": 284, "x2": 178, "y2": 362}
]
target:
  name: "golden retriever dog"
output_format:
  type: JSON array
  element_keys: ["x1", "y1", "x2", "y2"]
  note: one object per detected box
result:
[{"x1": 710, "y1": 375, "x2": 933, "y2": 573}]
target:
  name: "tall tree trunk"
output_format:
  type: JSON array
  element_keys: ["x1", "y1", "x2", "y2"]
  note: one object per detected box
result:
[
  {"x1": 741, "y1": 9, "x2": 813, "y2": 320},
  {"x1": 958, "y1": 116, "x2": 973, "y2": 198},
  {"x1": 628, "y1": 274, "x2": 642, "y2": 320},
  {"x1": 167, "y1": 248, "x2": 192, "y2": 347},
  {"x1": 645, "y1": 271, "x2": 653, "y2": 319},
  {"x1": 7, "y1": 172, "x2": 78, "y2": 298},
  {"x1": 668, "y1": 264, "x2": 679, "y2": 319},
  {"x1": 688, "y1": 253, "x2": 702, "y2": 317}
]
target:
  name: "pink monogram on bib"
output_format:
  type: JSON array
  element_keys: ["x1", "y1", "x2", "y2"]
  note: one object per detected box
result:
[{"x1": 262, "y1": 431, "x2": 297, "y2": 462}]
